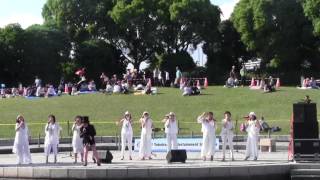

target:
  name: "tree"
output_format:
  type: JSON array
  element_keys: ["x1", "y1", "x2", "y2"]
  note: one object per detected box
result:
[
  {"x1": 303, "y1": 0, "x2": 320, "y2": 36},
  {"x1": 23, "y1": 25, "x2": 71, "y2": 84},
  {"x1": 231, "y1": 0, "x2": 318, "y2": 71},
  {"x1": 153, "y1": 0, "x2": 221, "y2": 54},
  {"x1": 109, "y1": 0, "x2": 161, "y2": 69},
  {"x1": 42, "y1": 0, "x2": 118, "y2": 43},
  {"x1": 204, "y1": 20, "x2": 250, "y2": 83},
  {"x1": 156, "y1": 51, "x2": 196, "y2": 80},
  {"x1": 42, "y1": 0, "x2": 221, "y2": 70},
  {"x1": 0, "y1": 24, "x2": 25, "y2": 86},
  {"x1": 75, "y1": 39, "x2": 126, "y2": 84}
]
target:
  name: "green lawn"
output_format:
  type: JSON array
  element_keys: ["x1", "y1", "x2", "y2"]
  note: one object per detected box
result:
[{"x1": 0, "y1": 86, "x2": 319, "y2": 138}]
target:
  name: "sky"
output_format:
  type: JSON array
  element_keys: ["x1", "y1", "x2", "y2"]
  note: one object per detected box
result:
[
  {"x1": 0, "y1": 0, "x2": 240, "y2": 68},
  {"x1": 0, "y1": 0, "x2": 239, "y2": 28}
]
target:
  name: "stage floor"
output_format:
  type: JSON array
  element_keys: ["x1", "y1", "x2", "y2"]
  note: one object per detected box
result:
[
  {"x1": 0, "y1": 150, "x2": 289, "y2": 168},
  {"x1": 0, "y1": 150, "x2": 297, "y2": 179}
]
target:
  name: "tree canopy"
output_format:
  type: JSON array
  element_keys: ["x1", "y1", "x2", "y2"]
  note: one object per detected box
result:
[
  {"x1": 231, "y1": 0, "x2": 318, "y2": 71},
  {"x1": 303, "y1": 0, "x2": 320, "y2": 36}
]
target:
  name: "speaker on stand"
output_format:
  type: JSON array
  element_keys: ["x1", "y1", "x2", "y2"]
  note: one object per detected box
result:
[{"x1": 292, "y1": 103, "x2": 320, "y2": 161}]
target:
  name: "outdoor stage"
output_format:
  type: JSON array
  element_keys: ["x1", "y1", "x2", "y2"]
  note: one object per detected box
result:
[{"x1": 0, "y1": 150, "x2": 316, "y2": 180}]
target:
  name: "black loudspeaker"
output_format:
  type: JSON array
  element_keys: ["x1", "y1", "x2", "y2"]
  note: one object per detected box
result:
[
  {"x1": 98, "y1": 150, "x2": 113, "y2": 163},
  {"x1": 294, "y1": 139, "x2": 320, "y2": 155},
  {"x1": 293, "y1": 103, "x2": 317, "y2": 123},
  {"x1": 166, "y1": 150, "x2": 187, "y2": 163},
  {"x1": 293, "y1": 122, "x2": 319, "y2": 139}
]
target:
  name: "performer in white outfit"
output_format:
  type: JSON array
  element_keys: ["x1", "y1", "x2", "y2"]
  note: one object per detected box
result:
[
  {"x1": 118, "y1": 111, "x2": 133, "y2": 160},
  {"x1": 72, "y1": 116, "x2": 83, "y2": 163},
  {"x1": 12, "y1": 115, "x2": 32, "y2": 164},
  {"x1": 220, "y1": 111, "x2": 234, "y2": 161},
  {"x1": 44, "y1": 115, "x2": 61, "y2": 164},
  {"x1": 162, "y1": 112, "x2": 178, "y2": 152},
  {"x1": 244, "y1": 112, "x2": 261, "y2": 161},
  {"x1": 197, "y1": 112, "x2": 216, "y2": 161},
  {"x1": 139, "y1": 111, "x2": 154, "y2": 160}
]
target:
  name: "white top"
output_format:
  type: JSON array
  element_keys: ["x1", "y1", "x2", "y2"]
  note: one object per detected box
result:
[
  {"x1": 72, "y1": 124, "x2": 82, "y2": 143},
  {"x1": 164, "y1": 119, "x2": 178, "y2": 134},
  {"x1": 106, "y1": 84, "x2": 113, "y2": 92},
  {"x1": 158, "y1": 71, "x2": 162, "y2": 80},
  {"x1": 13, "y1": 123, "x2": 29, "y2": 153},
  {"x1": 165, "y1": 71, "x2": 170, "y2": 80},
  {"x1": 153, "y1": 69, "x2": 159, "y2": 78},
  {"x1": 113, "y1": 85, "x2": 121, "y2": 93},
  {"x1": 44, "y1": 123, "x2": 61, "y2": 145},
  {"x1": 246, "y1": 120, "x2": 260, "y2": 137},
  {"x1": 47, "y1": 87, "x2": 56, "y2": 95},
  {"x1": 220, "y1": 119, "x2": 234, "y2": 136},
  {"x1": 121, "y1": 118, "x2": 133, "y2": 135},
  {"x1": 35, "y1": 78, "x2": 41, "y2": 87},
  {"x1": 197, "y1": 117, "x2": 216, "y2": 134},
  {"x1": 72, "y1": 124, "x2": 83, "y2": 152},
  {"x1": 141, "y1": 118, "x2": 153, "y2": 135},
  {"x1": 183, "y1": 87, "x2": 192, "y2": 94}
]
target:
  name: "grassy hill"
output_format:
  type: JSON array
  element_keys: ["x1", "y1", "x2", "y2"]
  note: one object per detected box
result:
[{"x1": 0, "y1": 86, "x2": 319, "y2": 138}]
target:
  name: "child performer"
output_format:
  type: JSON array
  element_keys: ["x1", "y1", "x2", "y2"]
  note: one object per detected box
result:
[
  {"x1": 162, "y1": 112, "x2": 178, "y2": 152},
  {"x1": 44, "y1": 114, "x2": 61, "y2": 164},
  {"x1": 118, "y1": 111, "x2": 133, "y2": 160},
  {"x1": 139, "y1": 111, "x2": 154, "y2": 160},
  {"x1": 72, "y1": 116, "x2": 84, "y2": 163},
  {"x1": 13, "y1": 115, "x2": 32, "y2": 164},
  {"x1": 197, "y1": 112, "x2": 216, "y2": 161},
  {"x1": 244, "y1": 112, "x2": 261, "y2": 161},
  {"x1": 220, "y1": 111, "x2": 234, "y2": 161}
]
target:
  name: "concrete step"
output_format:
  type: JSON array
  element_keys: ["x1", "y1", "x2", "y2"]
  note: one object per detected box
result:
[
  {"x1": 291, "y1": 169, "x2": 320, "y2": 175},
  {"x1": 291, "y1": 175, "x2": 320, "y2": 180}
]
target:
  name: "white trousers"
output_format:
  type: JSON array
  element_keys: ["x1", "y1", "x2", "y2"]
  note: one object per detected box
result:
[
  {"x1": 139, "y1": 133, "x2": 152, "y2": 158},
  {"x1": 121, "y1": 132, "x2": 133, "y2": 157},
  {"x1": 245, "y1": 135, "x2": 258, "y2": 158},
  {"x1": 201, "y1": 133, "x2": 215, "y2": 157},
  {"x1": 221, "y1": 134, "x2": 234, "y2": 158},
  {"x1": 44, "y1": 143, "x2": 58, "y2": 156},
  {"x1": 166, "y1": 133, "x2": 178, "y2": 152},
  {"x1": 16, "y1": 143, "x2": 32, "y2": 164}
]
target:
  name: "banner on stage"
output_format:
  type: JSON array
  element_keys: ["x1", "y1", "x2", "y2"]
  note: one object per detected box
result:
[{"x1": 134, "y1": 138, "x2": 219, "y2": 152}]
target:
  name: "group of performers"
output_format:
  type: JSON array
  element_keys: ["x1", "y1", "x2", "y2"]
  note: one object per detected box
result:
[{"x1": 12, "y1": 111, "x2": 261, "y2": 165}]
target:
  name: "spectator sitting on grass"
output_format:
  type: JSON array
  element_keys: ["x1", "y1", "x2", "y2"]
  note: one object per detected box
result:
[
  {"x1": 11, "y1": 88, "x2": 19, "y2": 97},
  {"x1": 264, "y1": 76, "x2": 276, "y2": 93},
  {"x1": 105, "y1": 82, "x2": 113, "y2": 93},
  {"x1": 225, "y1": 76, "x2": 237, "y2": 88},
  {"x1": 110, "y1": 74, "x2": 118, "y2": 85},
  {"x1": 144, "y1": 83, "x2": 152, "y2": 95},
  {"x1": 100, "y1": 72, "x2": 109, "y2": 87},
  {"x1": 191, "y1": 82, "x2": 201, "y2": 95},
  {"x1": 88, "y1": 80, "x2": 97, "y2": 91},
  {"x1": 46, "y1": 85, "x2": 56, "y2": 97},
  {"x1": 113, "y1": 81, "x2": 122, "y2": 93},
  {"x1": 121, "y1": 80, "x2": 129, "y2": 94},
  {"x1": 310, "y1": 77, "x2": 319, "y2": 89},
  {"x1": 182, "y1": 83, "x2": 192, "y2": 96}
]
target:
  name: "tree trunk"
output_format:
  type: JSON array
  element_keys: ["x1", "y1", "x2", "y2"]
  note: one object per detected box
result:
[{"x1": 133, "y1": 61, "x2": 140, "y2": 70}]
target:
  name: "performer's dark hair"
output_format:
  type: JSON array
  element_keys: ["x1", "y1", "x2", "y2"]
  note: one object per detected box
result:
[
  {"x1": 224, "y1": 111, "x2": 231, "y2": 116},
  {"x1": 48, "y1": 114, "x2": 56, "y2": 123}
]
